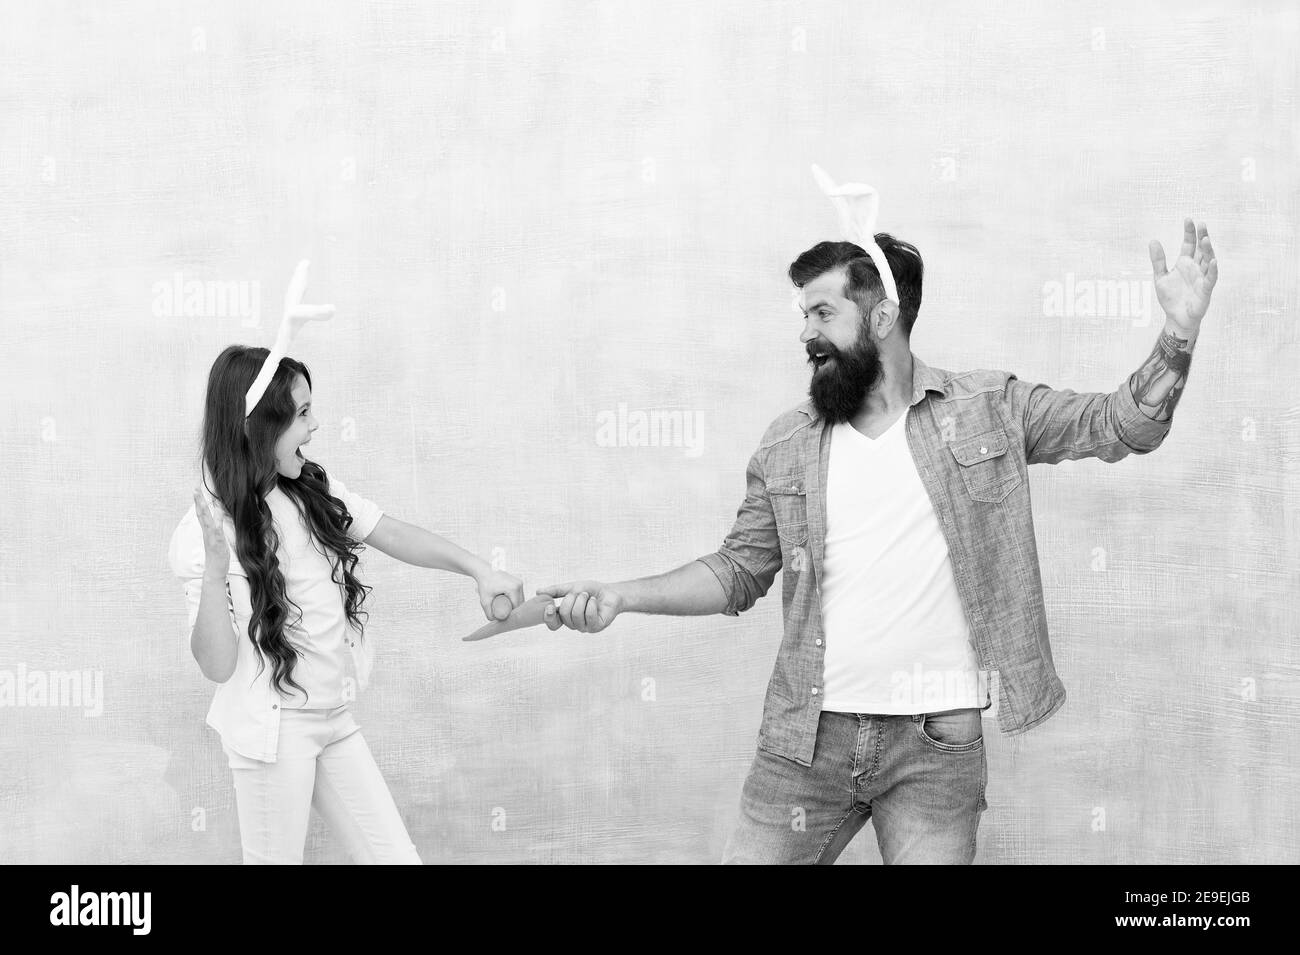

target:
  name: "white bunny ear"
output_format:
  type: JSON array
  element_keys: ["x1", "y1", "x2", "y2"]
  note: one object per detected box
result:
[
  {"x1": 244, "y1": 259, "x2": 335, "y2": 417},
  {"x1": 810, "y1": 163, "x2": 839, "y2": 196},
  {"x1": 810, "y1": 164, "x2": 899, "y2": 305}
]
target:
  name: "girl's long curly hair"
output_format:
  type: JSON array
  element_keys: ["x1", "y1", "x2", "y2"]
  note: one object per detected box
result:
[{"x1": 198, "y1": 345, "x2": 372, "y2": 701}]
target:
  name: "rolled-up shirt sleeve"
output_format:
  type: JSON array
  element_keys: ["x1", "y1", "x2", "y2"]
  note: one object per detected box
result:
[
  {"x1": 696, "y1": 448, "x2": 782, "y2": 616},
  {"x1": 1005, "y1": 372, "x2": 1173, "y2": 466},
  {"x1": 328, "y1": 476, "x2": 385, "y2": 542}
]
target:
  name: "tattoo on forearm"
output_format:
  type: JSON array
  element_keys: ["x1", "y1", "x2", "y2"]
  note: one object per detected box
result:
[{"x1": 1129, "y1": 329, "x2": 1194, "y2": 421}]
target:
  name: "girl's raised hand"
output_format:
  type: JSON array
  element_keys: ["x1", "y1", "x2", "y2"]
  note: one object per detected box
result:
[{"x1": 192, "y1": 488, "x2": 230, "y2": 579}]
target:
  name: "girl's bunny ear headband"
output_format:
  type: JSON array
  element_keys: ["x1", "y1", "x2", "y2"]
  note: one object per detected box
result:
[
  {"x1": 196, "y1": 261, "x2": 333, "y2": 514},
  {"x1": 810, "y1": 164, "x2": 899, "y2": 306},
  {"x1": 243, "y1": 260, "x2": 335, "y2": 418}
]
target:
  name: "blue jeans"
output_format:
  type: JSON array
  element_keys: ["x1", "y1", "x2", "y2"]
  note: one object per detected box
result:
[{"x1": 724, "y1": 708, "x2": 988, "y2": 864}]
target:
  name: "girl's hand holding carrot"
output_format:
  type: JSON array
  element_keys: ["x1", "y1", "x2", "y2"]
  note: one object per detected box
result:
[{"x1": 475, "y1": 567, "x2": 526, "y2": 622}]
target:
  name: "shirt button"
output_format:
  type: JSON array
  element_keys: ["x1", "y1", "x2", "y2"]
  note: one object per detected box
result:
[
  {"x1": 979, "y1": 446, "x2": 988, "y2": 454},
  {"x1": 811, "y1": 687, "x2": 819, "y2": 696},
  {"x1": 815, "y1": 639, "x2": 823, "y2": 647},
  {"x1": 272, "y1": 704, "x2": 278, "y2": 710}
]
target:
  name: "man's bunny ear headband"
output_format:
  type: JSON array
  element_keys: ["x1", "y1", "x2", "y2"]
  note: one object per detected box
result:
[
  {"x1": 810, "y1": 164, "x2": 899, "y2": 306},
  {"x1": 243, "y1": 260, "x2": 335, "y2": 418}
]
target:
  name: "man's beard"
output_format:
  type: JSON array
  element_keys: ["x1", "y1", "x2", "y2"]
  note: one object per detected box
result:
[{"x1": 807, "y1": 329, "x2": 884, "y2": 424}]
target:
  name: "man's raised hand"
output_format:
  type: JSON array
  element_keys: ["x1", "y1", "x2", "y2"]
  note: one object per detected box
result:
[{"x1": 1149, "y1": 218, "x2": 1218, "y2": 332}]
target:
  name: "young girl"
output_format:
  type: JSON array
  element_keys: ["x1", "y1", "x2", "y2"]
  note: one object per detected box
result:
[{"x1": 168, "y1": 344, "x2": 524, "y2": 864}]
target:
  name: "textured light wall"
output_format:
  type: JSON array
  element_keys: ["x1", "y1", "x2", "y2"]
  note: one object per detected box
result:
[{"x1": 1, "y1": 0, "x2": 1296, "y2": 864}]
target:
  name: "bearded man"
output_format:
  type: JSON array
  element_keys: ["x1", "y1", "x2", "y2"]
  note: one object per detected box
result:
[{"x1": 540, "y1": 219, "x2": 1216, "y2": 864}]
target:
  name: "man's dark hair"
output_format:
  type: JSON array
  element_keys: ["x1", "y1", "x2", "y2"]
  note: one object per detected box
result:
[{"x1": 788, "y1": 234, "x2": 924, "y2": 337}]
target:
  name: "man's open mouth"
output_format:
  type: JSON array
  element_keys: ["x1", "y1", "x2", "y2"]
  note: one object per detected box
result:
[{"x1": 810, "y1": 352, "x2": 833, "y2": 368}]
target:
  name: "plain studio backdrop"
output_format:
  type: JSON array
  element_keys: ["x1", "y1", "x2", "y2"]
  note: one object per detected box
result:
[{"x1": 0, "y1": 0, "x2": 1296, "y2": 865}]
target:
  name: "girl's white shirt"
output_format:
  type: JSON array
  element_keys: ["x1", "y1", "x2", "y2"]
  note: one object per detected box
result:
[{"x1": 168, "y1": 474, "x2": 384, "y2": 763}]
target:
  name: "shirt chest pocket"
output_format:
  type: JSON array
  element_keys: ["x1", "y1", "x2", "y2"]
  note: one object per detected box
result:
[
  {"x1": 948, "y1": 429, "x2": 1023, "y2": 503},
  {"x1": 766, "y1": 474, "x2": 809, "y2": 545}
]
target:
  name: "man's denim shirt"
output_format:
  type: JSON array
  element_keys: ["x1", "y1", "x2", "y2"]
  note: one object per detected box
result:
[{"x1": 697, "y1": 353, "x2": 1174, "y2": 767}]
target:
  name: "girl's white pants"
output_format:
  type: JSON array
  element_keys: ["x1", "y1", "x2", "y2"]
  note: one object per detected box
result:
[{"x1": 223, "y1": 703, "x2": 422, "y2": 864}]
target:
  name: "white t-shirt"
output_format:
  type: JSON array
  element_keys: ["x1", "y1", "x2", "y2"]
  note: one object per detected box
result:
[
  {"x1": 819, "y1": 414, "x2": 985, "y2": 713},
  {"x1": 264, "y1": 481, "x2": 383, "y2": 709},
  {"x1": 169, "y1": 474, "x2": 384, "y2": 758}
]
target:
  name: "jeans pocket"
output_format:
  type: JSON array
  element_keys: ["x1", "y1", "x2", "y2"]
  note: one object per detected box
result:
[{"x1": 916, "y1": 707, "x2": 985, "y2": 753}]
